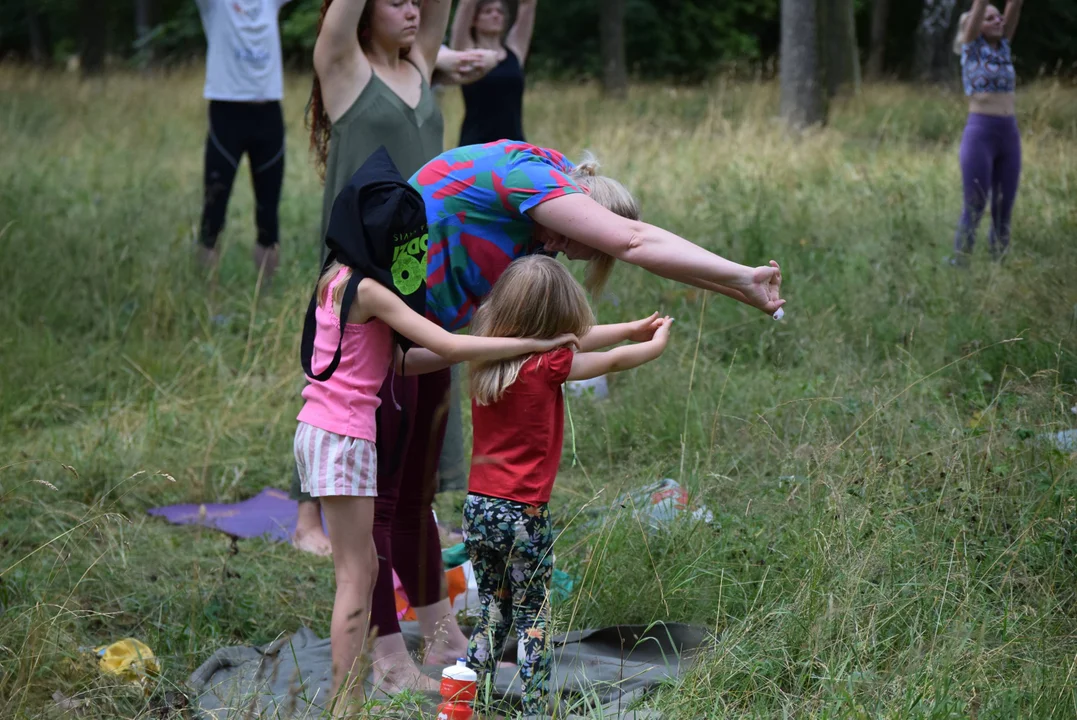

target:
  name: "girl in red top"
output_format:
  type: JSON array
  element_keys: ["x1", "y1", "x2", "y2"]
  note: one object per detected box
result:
[{"x1": 464, "y1": 255, "x2": 673, "y2": 717}]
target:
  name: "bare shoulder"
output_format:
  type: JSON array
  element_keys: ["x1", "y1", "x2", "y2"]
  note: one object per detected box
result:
[{"x1": 351, "y1": 277, "x2": 392, "y2": 323}]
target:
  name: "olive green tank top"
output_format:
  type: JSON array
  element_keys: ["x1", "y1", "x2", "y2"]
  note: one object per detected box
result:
[{"x1": 321, "y1": 63, "x2": 444, "y2": 244}]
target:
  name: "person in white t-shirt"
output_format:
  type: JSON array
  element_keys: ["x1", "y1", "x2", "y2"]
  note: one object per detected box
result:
[{"x1": 195, "y1": 0, "x2": 292, "y2": 282}]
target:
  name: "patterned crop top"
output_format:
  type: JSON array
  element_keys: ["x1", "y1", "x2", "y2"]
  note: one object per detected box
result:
[{"x1": 961, "y1": 37, "x2": 1016, "y2": 96}]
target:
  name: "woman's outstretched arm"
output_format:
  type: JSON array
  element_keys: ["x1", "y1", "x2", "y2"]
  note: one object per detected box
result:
[{"x1": 528, "y1": 193, "x2": 784, "y2": 315}]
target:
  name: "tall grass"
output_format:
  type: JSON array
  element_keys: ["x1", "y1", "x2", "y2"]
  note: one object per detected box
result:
[{"x1": 1, "y1": 66, "x2": 1075, "y2": 718}]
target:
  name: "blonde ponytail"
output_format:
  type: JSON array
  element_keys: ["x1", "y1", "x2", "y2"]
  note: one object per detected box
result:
[{"x1": 572, "y1": 151, "x2": 602, "y2": 178}]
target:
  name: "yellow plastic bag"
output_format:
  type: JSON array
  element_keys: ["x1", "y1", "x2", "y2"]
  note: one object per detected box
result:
[{"x1": 92, "y1": 638, "x2": 160, "y2": 688}]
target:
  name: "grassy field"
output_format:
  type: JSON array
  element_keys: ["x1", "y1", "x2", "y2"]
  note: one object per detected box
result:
[{"x1": 1, "y1": 65, "x2": 1076, "y2": 718}]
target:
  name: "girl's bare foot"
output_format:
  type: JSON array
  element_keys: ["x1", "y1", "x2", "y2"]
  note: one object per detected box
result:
[{"x1": 293, "y1": 501, "x2": 332, "y2": 556}]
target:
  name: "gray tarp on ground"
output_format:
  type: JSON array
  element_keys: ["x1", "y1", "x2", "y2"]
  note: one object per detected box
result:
[{"x1": 188, "y1": 621, "x2": 707, "y2": 719}]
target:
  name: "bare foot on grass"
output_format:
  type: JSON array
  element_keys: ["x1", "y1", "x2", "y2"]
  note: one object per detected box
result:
[{"x1": 292, "y1": 501, "x2": 332, "y2": 557}]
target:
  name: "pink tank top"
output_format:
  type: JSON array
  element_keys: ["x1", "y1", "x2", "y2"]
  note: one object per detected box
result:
[{"x1": 297, "y1": 268, "x2": 393, "y2": 442}]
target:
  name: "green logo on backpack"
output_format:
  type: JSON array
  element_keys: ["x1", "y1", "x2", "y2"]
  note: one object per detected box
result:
[{"x1": 392, "y1": 230, "x2": 428, "y2": 296}]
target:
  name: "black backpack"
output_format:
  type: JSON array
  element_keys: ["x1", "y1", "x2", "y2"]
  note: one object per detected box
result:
[{"x1": 301, "y1": 147, "x2": 429, "y2": 382}]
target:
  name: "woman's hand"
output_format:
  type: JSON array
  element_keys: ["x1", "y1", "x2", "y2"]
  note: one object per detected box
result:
[
  {"x1": 469, "y1": 49, "x2": 500, "y2": 75},
  {"x1": 435, "y1": 48, "x2": 498, "y2": 85},
  {"x1": 735, "y1": 261, "x2": 785, "y2": 315}
]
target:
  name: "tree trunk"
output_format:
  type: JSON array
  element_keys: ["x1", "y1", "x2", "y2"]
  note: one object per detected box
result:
[
  {"x1": 80, "y1": 0, "x2": 107, "y2": 76},
  {"x1": 913, "y1": 0, "x2": 959, "y2": 82},
  {"x1": 134, "y1": 0, "x2": 154, "y2": 69},
  {"x1": 823, "y1": 0, "x2": 861, "y2": 97},
  {"x1": 780, "y1": 0, "x2": 826, "y2": 129},
  {"x1": 599, "y1": 0, "x2": 628, "y2": 99},
  {"x1": 866, "y1": 0, "x2": 890, "y2": 79},
  {"x1": 26, "y1": 3, "x2": 53, "y2": 67}
]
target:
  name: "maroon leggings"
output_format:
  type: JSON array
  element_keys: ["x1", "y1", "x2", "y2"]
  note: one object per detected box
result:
[{"x1": 370, "y1": 366, "x2": 452, "y2": 638}]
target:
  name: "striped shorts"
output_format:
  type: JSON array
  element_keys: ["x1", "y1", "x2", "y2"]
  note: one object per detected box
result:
[{"x1": 293, "y1": 422, "x2": 378, "y2": 498}]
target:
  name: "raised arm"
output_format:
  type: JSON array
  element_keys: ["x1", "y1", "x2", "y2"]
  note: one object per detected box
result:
[
  {"x1": 413, "y1": 0, "x2": 454, "y2": 78},
  {"x1": 505, "y1": 0, "x2": 537, "y2": 66},
  {"x1": 1003, "y1": 0, "x2": 1023, "y2": 40},
  {"x1": 358, "y1": 279, "x2": 577, "y2": 366},
  {"x1": 960, "y1": 0, "x2": 991, "y2": 43},
  {"x1": 568, "y1": 317, "x2": 672, "y2": 382},
  {"x1": 313, "y1": 0, "x2": 371, "y2": 121},
  {"x1": 450, "y1": 0, "x2": 480, "y2": 50},
  {"x1": 527, "y1": 193, "x2": 784, "y2": 315}
]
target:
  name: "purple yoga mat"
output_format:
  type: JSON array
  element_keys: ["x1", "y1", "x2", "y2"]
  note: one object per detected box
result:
[{"x1": 147, "y1": 488, "x2": 326, "y2": 542}]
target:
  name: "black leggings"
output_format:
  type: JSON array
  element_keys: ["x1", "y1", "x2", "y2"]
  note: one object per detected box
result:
[{"x1": 199, "y1": 100, "x2": 285, "y2": 249}]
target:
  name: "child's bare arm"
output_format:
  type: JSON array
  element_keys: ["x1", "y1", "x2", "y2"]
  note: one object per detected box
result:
[
  {"x1": 358, "y1": 279, "x2": 578, "y2": 367},
  {"x1": 578, "y1": 312, "x2": 662, "y2": 352},
  {"x1": 568, "y1": 317, "x2": 673, "y2": 382},
  {"x1": 393, "y1": 347, "x2": 451, "y2": 376}
]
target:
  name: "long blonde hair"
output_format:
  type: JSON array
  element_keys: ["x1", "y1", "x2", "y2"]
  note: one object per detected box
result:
[
  {"x1": 470, "y1": 255, "x2": 594, "y2": 405},
  {"x1": 316, "y1": 260, "x2": 352, "y2": 316},
  {"x1": 568, "y1": 152, "x2": 641, "y2": 296}
]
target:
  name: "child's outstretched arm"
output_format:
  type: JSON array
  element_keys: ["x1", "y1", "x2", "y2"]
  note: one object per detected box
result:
[
  {"x1": 579, "y1": 312, "x2": 663, "y2": 352},
  {"x1": 393, "y1": 346, "x2": 453, "y2": 376},
  {"x1": 357, "y1": 280, "x2": 578, "y2": 372},
  {"x1": 568, "y1": 317, "x2": 673, "y2": 382}
]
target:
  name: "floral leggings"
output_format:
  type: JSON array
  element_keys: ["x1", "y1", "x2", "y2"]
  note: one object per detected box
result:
[{"x1": 463, "y1": 494, "x2": 554, "y2": 717}]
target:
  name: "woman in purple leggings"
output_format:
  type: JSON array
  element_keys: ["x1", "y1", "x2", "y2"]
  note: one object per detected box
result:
[{"x1": 951, "y1": 0, "x2": 1024, "y2": 263}]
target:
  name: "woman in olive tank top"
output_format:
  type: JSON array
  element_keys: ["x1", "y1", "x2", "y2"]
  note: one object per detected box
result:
[
  {"x1": 450, "y1": 0, "x2": 537, "y2": 145},
  {"x1": 298, "y1": 0, "x2": 472, "y2": 700}
]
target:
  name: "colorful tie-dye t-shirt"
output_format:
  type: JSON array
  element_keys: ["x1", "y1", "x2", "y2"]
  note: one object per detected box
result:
[{"x1": 409, "y1": 141, "x2": 584, "y2": 331}]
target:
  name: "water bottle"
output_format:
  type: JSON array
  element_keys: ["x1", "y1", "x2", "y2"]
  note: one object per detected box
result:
[{"x1": 436, "y1": 658, "x2": 477, "y2": 720}]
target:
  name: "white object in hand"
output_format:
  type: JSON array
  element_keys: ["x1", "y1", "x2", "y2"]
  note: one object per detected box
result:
[{"x1": 772, "y1": 308, "x2": 785, "y2": 321}]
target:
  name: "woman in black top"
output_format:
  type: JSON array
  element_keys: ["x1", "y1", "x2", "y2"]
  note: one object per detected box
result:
[{"x1": 450, "y1": 0, "x2": 536, "y2": 145}]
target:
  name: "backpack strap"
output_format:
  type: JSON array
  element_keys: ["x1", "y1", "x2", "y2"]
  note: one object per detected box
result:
[{"x1": 300, "y1": 255, "x2": 363, "y2": 382}]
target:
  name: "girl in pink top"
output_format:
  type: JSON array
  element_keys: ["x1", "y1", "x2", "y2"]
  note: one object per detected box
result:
[{"x1": 295, "y1": 258, "x2": 577, "y2": 715}]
